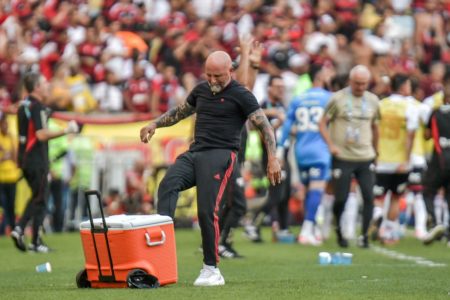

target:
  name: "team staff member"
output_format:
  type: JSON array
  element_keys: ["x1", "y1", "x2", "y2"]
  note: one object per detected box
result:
[
  {"x1": 11, "y1": 72, "x2": 79, "y2": 253},
  {"x1": 140, "y1": 51, "x2": 281, "y2": 287},
  {"x1": 319, "y1": 65, "x2": 380, "y2": 248}
]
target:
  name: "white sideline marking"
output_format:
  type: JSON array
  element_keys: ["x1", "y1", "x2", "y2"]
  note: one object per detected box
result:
[{"x1": 370, "y1": 245, "x2": 446, "y2": 267}]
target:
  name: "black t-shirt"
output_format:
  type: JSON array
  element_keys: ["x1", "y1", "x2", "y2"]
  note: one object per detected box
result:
[
  {"x1": 17, "y1": 96, "x2": 49, "y2": 169},
  {"x1": 428, "y1": 104, "x2": 450, "y2": 170},
  {"x1": 187, "y1": 80, "x2": 260, "y2": 152}
]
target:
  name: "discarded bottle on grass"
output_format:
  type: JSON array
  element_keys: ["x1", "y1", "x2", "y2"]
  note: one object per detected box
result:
[
  {"x1": 318, "y1": 252, "x2": 332, "y2": 265},
  {"x1": 340, "y1": 252, "x2": 353, "y2": 265},
  {"x1": 318, "y1": 252, "x2": 353, "y2": 265}
]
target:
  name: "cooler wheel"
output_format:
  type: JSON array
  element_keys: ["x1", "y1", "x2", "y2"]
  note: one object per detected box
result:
[
  {"x1": 127, "y1": 269, "x2": 160, "y2": 289},
  {"x1": 76, "y1": 269, "x2": 91, "y2": 288}
]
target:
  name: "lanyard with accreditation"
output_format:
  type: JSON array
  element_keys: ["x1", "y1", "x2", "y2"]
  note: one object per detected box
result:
[{"x1": 344, "y1": 88, "x2": 367, "y2": 144}]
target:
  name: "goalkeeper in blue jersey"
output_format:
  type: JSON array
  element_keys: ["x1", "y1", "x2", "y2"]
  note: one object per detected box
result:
[{"x1": 277, "y1": 64, "x2": 333, "y2": 245}]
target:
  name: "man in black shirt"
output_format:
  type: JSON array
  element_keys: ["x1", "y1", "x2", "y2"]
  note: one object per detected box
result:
[
  {"x1": 140, "y1": 51, "x2": 281, "y2": 286},
  {"x1": 422, "y1": 74, "x2": 450, "y2": 245},
  {"x1": 11, "y1": 72, "x2": 79, "y2": 253}
]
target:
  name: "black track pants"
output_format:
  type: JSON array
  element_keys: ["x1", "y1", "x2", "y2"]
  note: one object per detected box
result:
[{"x1": 158, "y1": 149, "x2": 236, "y2": 266}]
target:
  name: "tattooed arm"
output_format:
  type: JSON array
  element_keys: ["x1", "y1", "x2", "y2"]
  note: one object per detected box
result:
[
  {"x1": 140, "y1": 102, "x2": 196, "y2": 143},
  {"x1": 248, "y1": 108, "x2": 282, "y2": 185}
]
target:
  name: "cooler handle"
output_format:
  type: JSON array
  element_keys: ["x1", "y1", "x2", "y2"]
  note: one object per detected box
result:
[
  {"x1": 84, "y1": 189, "x2": 116, "y2": 282},
  {"x1": 145, "y1": 230, "x2": 166, "y2": 246}
]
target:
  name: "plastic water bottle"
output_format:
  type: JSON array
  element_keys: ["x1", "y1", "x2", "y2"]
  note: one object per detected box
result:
[
  {"x1": 318, "y1": 252, "x2": 332, "y2": 265},
  {"x1": 331, "y1": 252, "x2": 353, "y2": 265},
  {"x1": 341, "y1": 252, "x2": 353, "y2": 265},
  {"x1": 331, "y1": 252, "x2": 342, "y2": 265}
]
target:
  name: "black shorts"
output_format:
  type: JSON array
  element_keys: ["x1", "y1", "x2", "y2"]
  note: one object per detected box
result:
[{"x1": 375, "y1": 173, "x2": 409, "y2": 196}]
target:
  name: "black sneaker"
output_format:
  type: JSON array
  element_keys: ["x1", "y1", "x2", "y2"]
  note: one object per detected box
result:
[
  {"x1": 336, "y1": 228, "x2": 348, "y2": 248},
  {"x1": 357, "y1": 235, "x2": 369, "y2": 248},
  {"x1": 218, "y1": 243, "x2": 243, "y2": 259},
  {"x1": 11, "y1": 227, "x2": 27, "y2": 252}
]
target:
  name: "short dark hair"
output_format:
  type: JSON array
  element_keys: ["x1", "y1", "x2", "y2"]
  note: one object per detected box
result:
[
  {"x1": 23, "y1": 72, "x2": 41, "y2": 93},
  {"x1": 390, "y1": 73, "x2": 409, "y2": 92},
  {"x1": 268, "y1": 75, "x2": 283, "y2": 87},
  {"x1": 309, "y1": 64, "x2": 323, "y2": 82}
]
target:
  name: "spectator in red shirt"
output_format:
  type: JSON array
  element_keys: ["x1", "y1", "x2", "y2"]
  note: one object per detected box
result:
[
  {"x1": 78, "y1": 26, "x2": 104, "y2": 83},
  {"x1": 420, "y1": 61, "x2": 445, "y2": 97},
  {"x1": 151, "y1": 63, "x2": 180, "y2": 115},
  {"x1": 0, "y1": 41, "x2": 20, "y2": 102},
  {"x1": 124, "y1": 61, "x2": 152, "y2": 113},
  {"x1": 124, "y1": 159, "x2": 152, "y2": 214},
  {"x1": 0, "y1": 83, "x2": 12, "y2": 112}
]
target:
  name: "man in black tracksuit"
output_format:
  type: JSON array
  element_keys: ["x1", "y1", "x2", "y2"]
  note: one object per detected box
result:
[
  {"x1": 140, "y1": 51, "x2": 281, "y2": 286},
  {"x1": 422, "y1": 75, "x2": 450, "y2": 245},
  {"x1": 12, "y1": 72, "x2": 79, "y2": 253}
]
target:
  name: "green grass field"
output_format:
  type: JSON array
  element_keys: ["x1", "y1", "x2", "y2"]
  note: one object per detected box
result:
[{"x1": 0, "y1": 228, "x2": 449, "y2": 300}]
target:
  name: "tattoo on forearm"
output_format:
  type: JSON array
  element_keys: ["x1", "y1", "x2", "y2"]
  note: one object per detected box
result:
[
  {"x1": 249, "y1": 108, "x2": 277, "y2": 156},
  {"x1": 155, "y1": 102, "x2": 196, "y2": 128}
]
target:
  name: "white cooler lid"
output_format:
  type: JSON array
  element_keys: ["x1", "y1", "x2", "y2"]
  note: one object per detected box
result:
[{"x1": 79, "y1": 214, "x2": 173, "y2": 230}]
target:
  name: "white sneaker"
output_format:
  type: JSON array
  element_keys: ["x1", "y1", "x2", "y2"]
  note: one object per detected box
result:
[
  {"x1": 193, "y1": 264, "x2": 225, "y2": 286},
  {"x1": 298, "y1": 234, "x2": 322, "y2": 246}
]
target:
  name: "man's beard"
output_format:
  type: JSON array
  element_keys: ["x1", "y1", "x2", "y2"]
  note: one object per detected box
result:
[{"x1": 209, "y1": 84, "x2": 223, "y2": 94}]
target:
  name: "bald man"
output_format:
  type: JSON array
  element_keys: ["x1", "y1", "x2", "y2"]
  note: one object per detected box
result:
[
  {"x1": 319, "y1": 65, "x2": 380, "y2": 249},
  {"x1": 140, "y1": 51, "x2": 281, "y2": 286}
]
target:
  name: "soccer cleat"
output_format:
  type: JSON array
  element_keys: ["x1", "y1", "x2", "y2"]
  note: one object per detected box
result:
[
  {"x1": 243, "y1": 225, "x2": 263, "y2": 243},
  {"x1": 28, "y1": 236, "x2": 53, "y2": 253},
  {"x1": 298, "y1": 234, "x2": 322, "y2": 246},
  {"x1": 28, "y1": 243, "x2": 52, "y2": 253},
  {"x1": 219, "y1": 243, "x2": 243, "y2": 259},
  {"x1": 11, "y1": 227, "x2": 27, "y2": 252},
  {"x1": 336, "y1": 229, "x2": 348, "y2": 248},
  {"x1": 193, "y1": 264, "x2": 225, "y2": 286},
  {"x1": 423, "y1": 224, "x2": 446, "y2": 245}
]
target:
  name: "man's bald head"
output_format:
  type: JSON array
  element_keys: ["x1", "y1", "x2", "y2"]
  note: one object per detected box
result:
[
  {"x1": 205, "y1": 51, "x2": 233, "y2": 71},
  {"x1": 349, "y1": 65, "x2": 371, "y2": 97},
  {"x1": 205, "y1": 51, "x2": 233, "y2": 94}
]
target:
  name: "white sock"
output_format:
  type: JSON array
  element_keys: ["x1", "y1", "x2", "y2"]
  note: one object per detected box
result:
[
  {"x1": 414, "y1": 193, "x2": 427, "y2": 235},
  {"x1": 443, "y1": 200, "x2": 449, "y2": 228},
  {"x1": 372, "y1": 205, "x2": 383, "y2": 221},
  {"x1": 434, "y1": 194, "x2": 444, "y2": 225},
  {"x1": 300, "y1": 220, "x2": 314, "y2": 237},
  {"x1": 315, "y1": 203, "x2": 324, "y2": 226},
  {"x1": 321, "y1": 193, "x2": 334, "y2": 239},
  {"x1": 341, "y1": 192, "x2": 358, "y2": 240}
]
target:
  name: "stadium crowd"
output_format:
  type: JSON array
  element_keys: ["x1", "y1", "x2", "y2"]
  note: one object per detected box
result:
[
  {"x1": 1, "y1": 0, "x2": 450, "y2": 256},
  {"x1": 0, "y1": 0, "x2": 450, "y2": 114}
]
